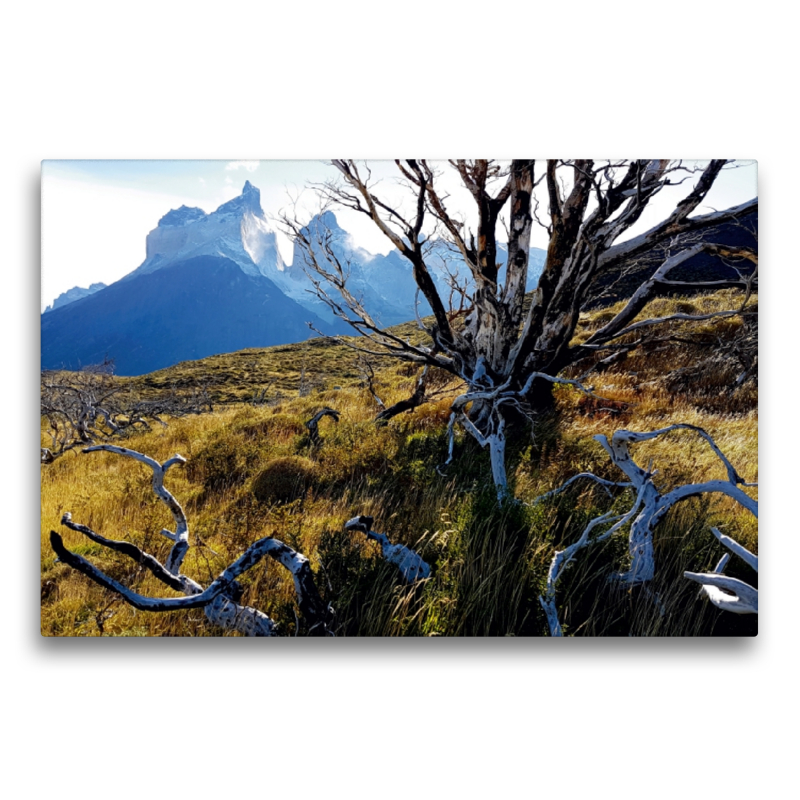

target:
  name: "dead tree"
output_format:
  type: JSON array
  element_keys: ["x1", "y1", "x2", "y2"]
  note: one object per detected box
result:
[
  {"x1": 533, "y1": 425, "x2": 758, "y2": 635},
  {"x1": 41, "y1": 360, "x2": 127, "y2": 456},
  {"x1": 50, "y1": 445, "x2": 334, "y2": 636},
  {"x1": 41, "y1": 362, "x2": 214, "y2": 459},
  {"x1": 286, "y1": 160, "x2": 757, "y2": 498}
]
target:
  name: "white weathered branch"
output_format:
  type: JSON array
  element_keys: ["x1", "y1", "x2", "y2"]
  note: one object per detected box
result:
[
  {"x1": 710, "y1": 526, "x2": 758, "y2": 571},
  {"x1": 593, "y1": 426, "x2": 757, "y2": 584},
  {"x1": 538, "y1": 424, "x2": 757, "y2": 634},
  {"x1": 84, "y1": 444, "x2": 190, "y2": 573},
  {"x1": 447, "y1": 369, "x2": 621, "y2": 499},
  {"x1": 538, "y1": 483, "x2": 647, "y2": 636},
  {"x1": 683, "y1": 527, "x2": 758, "y2": 615},
  {"x1": 344, "y1": 516, "x2": 431, "y2": 582},
  {"x1": 52, "y1": 446, "x2": 334, "y2": 636},
  {"x1": 528, "y1": 472, "x2": 633, "y2": 505},
  {"x1": 683, "y1": 571, "x2": 758, "y2": 614}
]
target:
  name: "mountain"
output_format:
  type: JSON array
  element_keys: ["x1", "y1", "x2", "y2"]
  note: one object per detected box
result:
[
  {"x1": 41, "y1": 182, "x2": 342, "y2": 375},
  {"x1": 43, "y1": 282, "x2": 107, "y2": 313},
  {"x1": 41, "y1": 181, "x2": 548, "y2": 375},
  {"x1": 41, "y1": 256, "x2": 339, "y2": 376},
  {"x1": 124, "y1": 180, "x2": 285, "y2": 283},
  {"x1": 285, "y1": 210, "x2": 547, "y2": 326}
]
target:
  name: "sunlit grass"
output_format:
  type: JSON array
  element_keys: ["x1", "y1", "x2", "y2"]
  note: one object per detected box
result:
[{"x1": 41, "y1": 290, "x2": 757, "y2": 636}]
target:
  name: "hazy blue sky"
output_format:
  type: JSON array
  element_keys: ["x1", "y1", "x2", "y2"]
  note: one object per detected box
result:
[{"x1": 41, "y1": 159, "x2": 757, "y2": 312}]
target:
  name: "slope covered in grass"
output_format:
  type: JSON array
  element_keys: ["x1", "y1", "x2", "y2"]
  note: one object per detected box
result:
[{"x1": 41, "y1": 290, "x2": 757, "y2": 636}]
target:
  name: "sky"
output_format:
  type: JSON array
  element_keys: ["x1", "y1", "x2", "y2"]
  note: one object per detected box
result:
[{"x1": 41, "y1": 159, "x2": 757, "y2": 312}]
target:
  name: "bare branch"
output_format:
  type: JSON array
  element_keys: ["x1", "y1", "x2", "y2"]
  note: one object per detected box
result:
[
  {"x1": 305, "y1": 407, "x2": 340, "y2": 446},
  {"x1": 51, "y1": 447, "x2": 334, "y2": 636},
  {"x1": 344, "y1": 516, "x2": 430, "y2": 582},
  {"x1": 83, "y1": 444, "x2": 190, "y2": 573}
]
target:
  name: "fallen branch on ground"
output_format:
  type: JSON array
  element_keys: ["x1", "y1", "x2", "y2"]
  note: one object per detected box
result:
[
  {"x1": 51, "y1": 445, "x2": 334, "y2": 636},
  {"x1": 305, "y1": 407, "x2": 340, "y2": 446},
  {"x1": 535, "y1": 425, "x2": 757, "y2": 635},
  {"x1": 684, "y1": 526, "x2": 758, "y2": 614},
  {"x1": 344, "y1": 515, "x2": 431, "y2": 582}
]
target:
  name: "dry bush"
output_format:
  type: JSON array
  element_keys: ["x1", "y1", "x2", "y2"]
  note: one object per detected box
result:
[{"x1": 252, "y1": 456, "x2": 319, "y2": 504}]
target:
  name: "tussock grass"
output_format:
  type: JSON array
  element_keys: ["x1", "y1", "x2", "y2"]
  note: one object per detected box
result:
[{"x1": 41, "y1": 290, "x2": 757, "y2": 636}]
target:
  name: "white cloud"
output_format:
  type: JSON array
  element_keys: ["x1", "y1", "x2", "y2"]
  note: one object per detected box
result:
[{"x1": 225, "y1": 160, "x2": 260, "y2": 172}]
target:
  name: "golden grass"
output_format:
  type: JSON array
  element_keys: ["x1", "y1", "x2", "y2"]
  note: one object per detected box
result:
[{"x1": 41, "y1": 290, "x2": 758, "y2": 636}]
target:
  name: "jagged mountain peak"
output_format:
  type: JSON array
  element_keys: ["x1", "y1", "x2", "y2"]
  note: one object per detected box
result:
[
  {"x1": 158, "y1": 205, "x2": 207, "y2": 228},
  {"x1": 216, "y1": 181, "x2": 263, "y2": 217},
  {"x1": 127, "y1": 181, "x2": 281, "y2": 283},
  {"x1": 43, "y1": 282, "x2": 108, "y2": 313},
  {"x1": 309, "y1": 209, "x2": 341, "y2": 230}
]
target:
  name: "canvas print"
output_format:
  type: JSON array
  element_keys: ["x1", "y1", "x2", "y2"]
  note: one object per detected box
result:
[{"x1": 41, "y1": 160, "x2": 758, "y2": 636}]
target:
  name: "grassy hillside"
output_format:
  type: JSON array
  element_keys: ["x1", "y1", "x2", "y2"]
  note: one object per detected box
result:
[{"x1": 41, "y1": 290, "x2": 758, "y2": 636}]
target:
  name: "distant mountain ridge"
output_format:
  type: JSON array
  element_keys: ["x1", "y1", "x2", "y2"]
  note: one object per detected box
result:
[{"x1": 43, "y1": 282, "x2": 107, "y2": 313}]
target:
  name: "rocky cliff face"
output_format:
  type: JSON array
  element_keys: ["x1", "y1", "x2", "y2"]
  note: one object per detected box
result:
[{"x1": 129, "y1": 181, "x2": 285, "y2": 281}]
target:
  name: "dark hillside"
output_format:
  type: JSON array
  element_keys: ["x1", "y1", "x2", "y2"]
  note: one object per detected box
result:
[
  {"x1": 41, "y1": 256, "x2": 344, "y2": 375},
  {"x1": 586, "y1": 210, "x2": 757, "y2": 307}
]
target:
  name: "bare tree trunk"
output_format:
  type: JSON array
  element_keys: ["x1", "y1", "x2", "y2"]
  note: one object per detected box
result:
[{"x1": 286, "y1": 159, "x2": 756, "y2": 501}]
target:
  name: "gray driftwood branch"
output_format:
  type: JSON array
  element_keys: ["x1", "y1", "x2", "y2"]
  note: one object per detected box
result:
[
  {"x1": 51, "y1": 446, "x2": 333, "y2": 636},
  {"x1": 535, "y1": 425, "x2": 757, "y2": 635},
  {"x1": 344, "y1": 515, "x2": 431, "y2": 582},
  {"x1": 684, "y1": 527, "x2": 758, "y2": 614}
]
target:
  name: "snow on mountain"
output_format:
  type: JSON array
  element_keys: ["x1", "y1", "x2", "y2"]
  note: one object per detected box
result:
[
  {"x1": 286, "y1": 209, "x2": 546, "y2": 326},
  {"x1": 43, "y1": 282, "x2": 107, "y2": 313},
  {"x1": 125, "y1": 180, "x2": 285, "y2": 282},
  {"x1": 122, "y1": 181, "x2": 546, "y2": 327}
]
